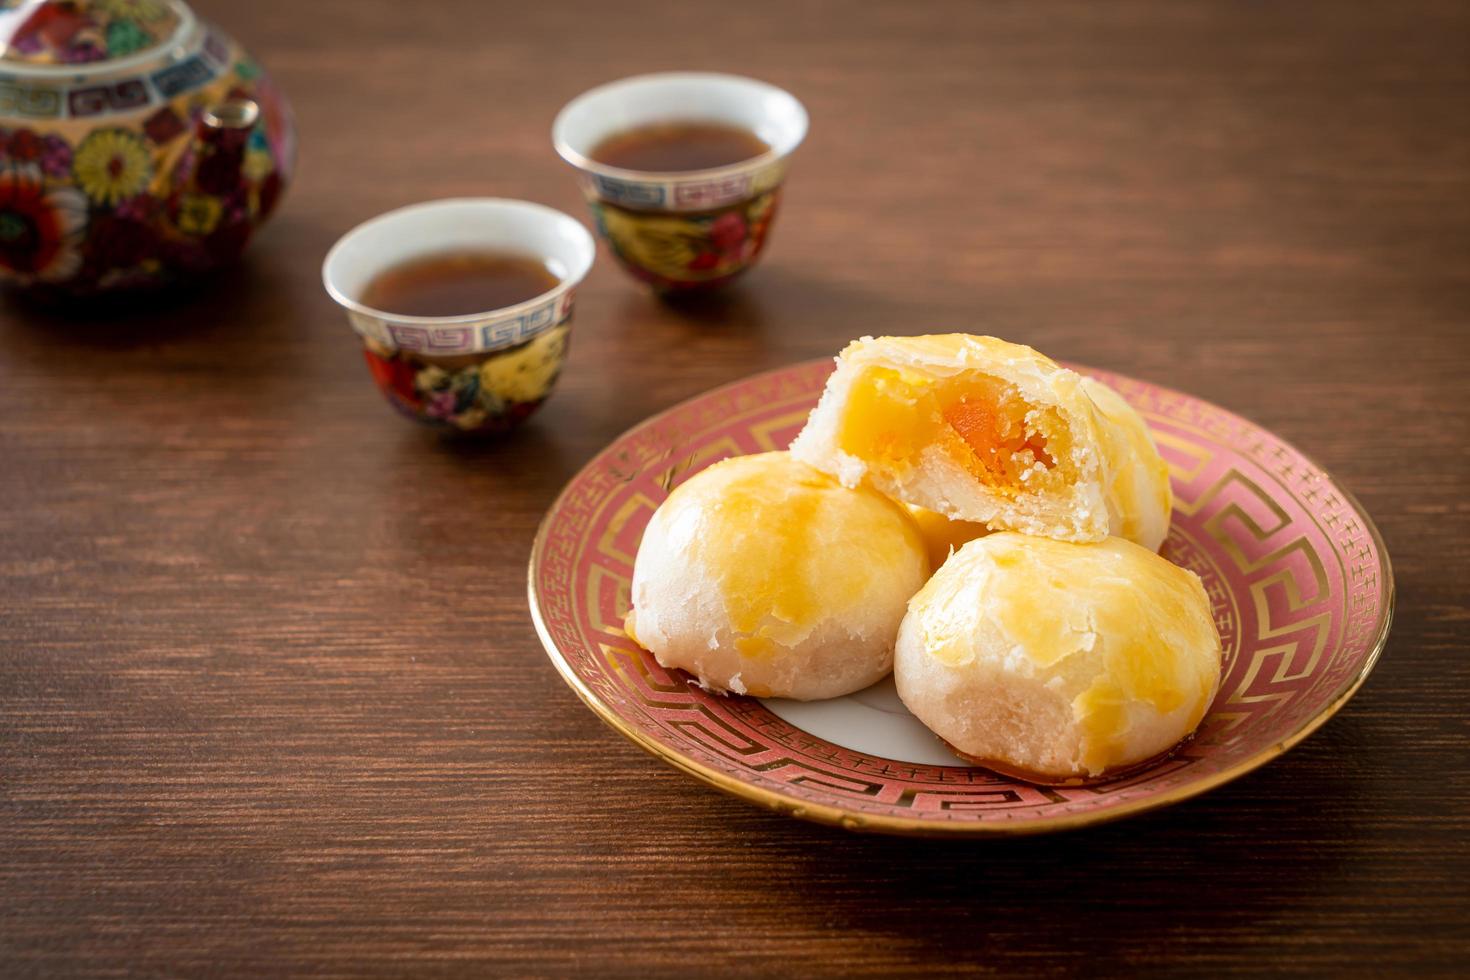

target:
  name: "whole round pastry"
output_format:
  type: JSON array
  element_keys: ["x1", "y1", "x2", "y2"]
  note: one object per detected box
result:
[
  {"x1": 895, "y1": 532, "x2": 1222, "y2": 780},
  {"x1": 624, "y1": 451, "x2": 929, "y2": 701}
]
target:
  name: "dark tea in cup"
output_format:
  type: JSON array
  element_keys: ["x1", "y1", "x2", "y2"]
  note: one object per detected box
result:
[
  {"x1": 588, "y1": 121, "x2": 771, "y2": 173},
  {"x1": 361, "y1": 250, "x2": 560, "y2": 319},
  {"x1": 322, "y1": 198, "x2": 594, "y2": 435}
]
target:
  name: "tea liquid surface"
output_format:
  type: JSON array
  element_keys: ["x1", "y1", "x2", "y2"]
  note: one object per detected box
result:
[
  {"x1": 588, "y1": 121, "x2": 771, "y2": 173},
  {"x1": 362, "y1": 251, "x2": 559, "y2": 318}
]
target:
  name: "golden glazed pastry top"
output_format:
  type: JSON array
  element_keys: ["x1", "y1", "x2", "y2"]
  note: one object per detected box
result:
[
  {"x1": 634, "y1": 451, "x2": 926, "y2": 660},
  {"x1": 907, "y1": 533, "x2": 1222, "y2": 773}
]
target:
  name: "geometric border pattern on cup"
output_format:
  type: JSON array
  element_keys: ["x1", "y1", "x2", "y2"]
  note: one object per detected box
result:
[
  {"x1": 347, "y1": 290, "x2": 574, "y2": 356},
  {"x1": 582, "y1": 158, "x2": 788, "y2": 214}
]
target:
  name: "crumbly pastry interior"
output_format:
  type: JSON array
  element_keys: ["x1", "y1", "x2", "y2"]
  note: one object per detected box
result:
[
  {"x1": 837, "y1": 365, "x2": 1077, "y2": 502},
  {"x1": 792, "y1": 333, "x2": 1173, "y2": 549},
  {"x1": 792, "y1": 334, "x2": 1119, "y2": 543}
]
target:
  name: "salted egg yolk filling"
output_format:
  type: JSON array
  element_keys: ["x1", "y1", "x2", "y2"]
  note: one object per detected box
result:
[{"x1": 835, "y1": 366, "x2": 1070, "y2": 495}]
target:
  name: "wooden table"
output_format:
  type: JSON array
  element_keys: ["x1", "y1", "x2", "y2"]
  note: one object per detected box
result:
[{"x1": 3, "y1": 1, "x2": 1467, "y2": 974}]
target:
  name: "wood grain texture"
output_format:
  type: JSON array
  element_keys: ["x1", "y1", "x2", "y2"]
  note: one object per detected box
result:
[{"x1": 2, "y1": 0, "x2": 1467, "y2": 975}]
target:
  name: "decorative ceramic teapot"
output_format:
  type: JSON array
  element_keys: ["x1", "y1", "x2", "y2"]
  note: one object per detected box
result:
[{"x1": 0, "y1": 0, "x2": 294, "y2": 295}]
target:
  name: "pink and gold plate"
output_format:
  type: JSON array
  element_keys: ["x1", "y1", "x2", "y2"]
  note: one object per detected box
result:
[{"x1": 528, "y1": 360, "x2": 1393, "y2": 836}]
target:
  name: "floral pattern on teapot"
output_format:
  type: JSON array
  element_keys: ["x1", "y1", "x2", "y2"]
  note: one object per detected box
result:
[
  {"x1": 0, "y1": 1, "x2": 294, "y2": 294},
  {"x1": 2, "y1": 0, "x2": 183, "y2": 66}
]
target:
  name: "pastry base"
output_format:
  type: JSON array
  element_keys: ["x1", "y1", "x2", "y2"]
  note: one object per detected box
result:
[{"x1": 942, "y1": 734, "x2": 1199, "y2": 788}]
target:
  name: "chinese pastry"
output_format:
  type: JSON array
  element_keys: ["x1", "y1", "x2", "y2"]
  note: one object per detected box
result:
[
  {"x1": 624, "y1": 451, "x2": 929, "y2": 700},
  {"x1": 894, "y1": 532, "x2": 1222, "y2": 780},
  {"x1": 790, "y1": 334, "x2": 1172, "y2": 550}
]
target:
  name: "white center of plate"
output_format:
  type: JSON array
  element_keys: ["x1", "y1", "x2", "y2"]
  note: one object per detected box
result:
[{"x1": 760, "y1": 676, "x2": 972, "y2": 767}]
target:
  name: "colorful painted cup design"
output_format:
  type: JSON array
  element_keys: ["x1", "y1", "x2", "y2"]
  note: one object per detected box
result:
[
  {"x1": 553, "y1": 72, "x2": 807, "y2": 291},
  {"x1": 322, "y1": 198, "x2": 595, "y2": 435}
]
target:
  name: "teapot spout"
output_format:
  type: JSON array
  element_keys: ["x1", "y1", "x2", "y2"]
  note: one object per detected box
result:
[
  {"x1": 196, "y1": 97, "x2": 259, "y2": 154},
  {"x1": 164, "y1": 97, "x2": 268, "y2": 268}
]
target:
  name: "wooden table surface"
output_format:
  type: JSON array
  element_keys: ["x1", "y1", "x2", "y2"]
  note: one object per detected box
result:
[{"x1": 3, "y1": 1, "x2": 1468, "y2": 975}]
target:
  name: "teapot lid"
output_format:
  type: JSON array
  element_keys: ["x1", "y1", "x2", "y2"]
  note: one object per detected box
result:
[{"x1": 0, "y1": 0, "x2": 188, "y2": 70}]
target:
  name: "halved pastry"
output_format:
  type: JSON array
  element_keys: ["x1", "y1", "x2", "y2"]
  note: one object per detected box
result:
[
  {"x1": 895, "y1": 533, "x2": 1223, "y2": 781},
  {"x1": 1079, "y1": 375, "x2": 1174, "y2": 553},
  {"x1": 790, "y1": 334, "x2": 1172, "y2": 549}
]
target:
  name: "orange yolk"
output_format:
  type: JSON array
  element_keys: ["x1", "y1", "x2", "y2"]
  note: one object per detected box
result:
[
  {"x1": 942, "y1": 397, "x2": 1056, "y2": 478},
  {"x1": 836, "y1": 367, "x2": 1060, "y2": 492}
]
